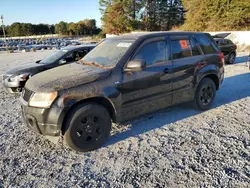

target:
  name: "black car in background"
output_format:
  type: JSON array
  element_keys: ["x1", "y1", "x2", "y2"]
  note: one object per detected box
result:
[
  {"x1": 3, "y1": 44, "x2": 95, "y2": 93},
  {"x1": 213, "y1": 33, "x2": 237, "y2": 64},
  {"x1": 20, "y1": 32, "x2": 224, "y2": 152}
]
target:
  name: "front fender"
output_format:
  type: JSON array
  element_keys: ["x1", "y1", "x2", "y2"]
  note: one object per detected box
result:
[
  {"x1": 55, "y1": 85, "x2": 121, "y2": 130},
  {"x1": 58, "y1": 85, "x2": 120, "y2": 108}
]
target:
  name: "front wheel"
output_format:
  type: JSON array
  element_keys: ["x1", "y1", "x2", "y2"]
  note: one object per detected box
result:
[
  {"x1": 193, "y1": 78, "x2": 216, "y2": 111},
  {"x1": 63, "y1": 103, "x2": 111, "y2": 152}
]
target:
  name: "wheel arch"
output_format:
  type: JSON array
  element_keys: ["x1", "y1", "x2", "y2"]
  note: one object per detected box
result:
[
  {"x1": 61, "y1": 96, "x2": 117, "y2": 134},
  {"x1": 199, "y1": 73, "x2": 220, "y2": 90}
]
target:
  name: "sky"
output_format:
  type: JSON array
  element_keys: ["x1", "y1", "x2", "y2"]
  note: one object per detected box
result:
[{"x1": 0, "y1": 0, "x2": 102, "y2": 27}]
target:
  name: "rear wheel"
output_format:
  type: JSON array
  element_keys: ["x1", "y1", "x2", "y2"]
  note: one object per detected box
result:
[
  {"x1": 227, "y1": 53, "x2": 236, "y2": 64},
  {"x1": 63, "y1": 103, "x2": 111, "y2": 152},
  {"x1": 193, "y1": 78, "x2": 216, "y2": 111}
]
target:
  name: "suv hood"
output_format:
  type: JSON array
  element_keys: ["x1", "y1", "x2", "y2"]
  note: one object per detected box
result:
[
  {"x1": 25, "y1": 63, "x2": 111, "y2": 92},
  {"x1": 5, "y1": 62, "x2": 44, "y2": 75}
]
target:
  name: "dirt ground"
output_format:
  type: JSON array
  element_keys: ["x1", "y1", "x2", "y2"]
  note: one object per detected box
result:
[{"x1": 0, "y1": 51, "x2": 249, "y2": 187}]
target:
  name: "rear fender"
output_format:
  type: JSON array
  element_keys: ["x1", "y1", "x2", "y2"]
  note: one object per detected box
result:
[{"x1": 195, "y1": 64, "x2": 219, "y2": 88}]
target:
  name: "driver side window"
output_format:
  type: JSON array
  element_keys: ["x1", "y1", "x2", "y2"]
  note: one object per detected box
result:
[{"x1": 132, "y1": 41, "x2": 167, "y2": 66}]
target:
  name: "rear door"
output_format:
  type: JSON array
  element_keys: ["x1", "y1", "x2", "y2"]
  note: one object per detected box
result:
[
  {"x1": 119, "y1": 37, "x2": 173, "y2": 119},
  {"x1": 195, "y1": 34, "x2": 221, "y2": 65},
  {"x1": 170, "y1": 35, "x2": 205, "y2": 104}
]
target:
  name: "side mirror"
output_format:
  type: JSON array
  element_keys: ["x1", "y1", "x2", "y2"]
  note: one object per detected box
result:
[
  {"x1": 59, "y1": 59, "x2": 67, "y2": 65},
  {"x1": 35, "y1": 60, "x2": 41, "y2": 64},
  {"x1": 124, "y1": 60, "x2": 146, "y2": 72}
]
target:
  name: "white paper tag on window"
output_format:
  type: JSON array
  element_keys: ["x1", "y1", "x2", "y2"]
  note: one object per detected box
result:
[{"x1": 117, "y1": 42, "x2": 132, "y2": 48}]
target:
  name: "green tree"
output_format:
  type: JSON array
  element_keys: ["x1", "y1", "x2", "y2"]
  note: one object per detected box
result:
[
  {"x1": 99, "y1": 0, "x2": 113, "y2": 14},
  {"x1": 102, "y1": 1, "x2": 133, "y2": 34},
  {"x1": 55, "y1": 21, "x2": 68, "y2": 35},
  {"x1": 182, "y1": 0, "x2": 250, "y2": 31},
  {"x1": 7, "y1": 22, "x2": 22, "y2": 36},
  {"x1": 21, "y1": 23, "x2": 34, "y2": 36},
  {"x1": 68, "y1": 22, "x2": 78, "y2": 35},
  {"x1": 141, "y1": 0, "x2": 185, "y2": 31},
  {"x1": 77, "y1": 20, "x2": 87, "y2": 35},
  {"x1": 4, "y1": 20, "x2": 98, "y2": 37},
  {"x1": 100, "y1": 0, "x2": 185, "y2": 34}
]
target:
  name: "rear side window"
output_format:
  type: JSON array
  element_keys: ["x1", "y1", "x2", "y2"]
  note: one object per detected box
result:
[
  {"x1": 171, "y1": 39, "x2": 192, "y2": 59},
  {"x1": 133, "y1": 41, "x2": 166, "y2": 66},
  {"x1": 196, "y1": 35, "x2": 218, "y2": 54}
]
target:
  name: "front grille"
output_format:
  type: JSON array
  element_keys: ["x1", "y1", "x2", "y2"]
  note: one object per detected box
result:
[{"x1": 22, "y1": 88, "x2": 33, "y2": 102}]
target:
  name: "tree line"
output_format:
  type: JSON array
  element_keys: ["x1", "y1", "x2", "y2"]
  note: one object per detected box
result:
[
  {"x1": 0, "y1": 19, "x2": 101, "y2": 37},
  {"x1": 100, "y1": 0, "x2": 185, "y2": 34},
  {"x1": 1, "y1": 0, "x2": 250, "y2": 37},
  {"x1": 100, "y1": 0, "x2": 250, "y2": 34},
  {"x1": 181, "y1": 0, "x2": 250, "y2": 31}
]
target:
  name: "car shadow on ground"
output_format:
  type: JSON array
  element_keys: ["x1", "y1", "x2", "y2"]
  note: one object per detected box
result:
[
  {"x1": 105, "y1": 72, "x2": 250, "y2": 147},
  {"x1": 234, "y1": 55, "x2": 248, "y2": 64}
]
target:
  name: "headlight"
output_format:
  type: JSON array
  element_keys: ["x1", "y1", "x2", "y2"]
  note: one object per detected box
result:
[
  {"x1": 9, "y1": 73, "x2": 30, "y2": 82},
  {"x1": 29, "y1": 92, "x2": 58, "y2": 108}
]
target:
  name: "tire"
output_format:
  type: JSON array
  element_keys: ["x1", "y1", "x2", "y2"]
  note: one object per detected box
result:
[
  {"x1": 193, "y1": 78, "x2": 216, "y2": 111},
  {"x1": 227, "y1": 53, "x2": 236, "y2": 64},
  {"x1": 63, "y1": 103, "x2": 111, "y2": 152}
]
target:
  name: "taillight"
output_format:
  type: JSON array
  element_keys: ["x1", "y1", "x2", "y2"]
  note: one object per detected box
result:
[
  {"x1": 234, "y1": 44, "x2": 237, "y2": 50},
  {"x1": 219, "y1": 52, "x2": 225, "y2": 66}
]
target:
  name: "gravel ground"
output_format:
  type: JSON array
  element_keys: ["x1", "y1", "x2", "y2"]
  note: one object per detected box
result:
[{"x1": 0, "y1": 51, "x2": 250, "y2": 187}]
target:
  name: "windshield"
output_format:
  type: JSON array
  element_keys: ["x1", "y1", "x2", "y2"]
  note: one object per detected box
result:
[
  {"x1": 80, "y1": 39, "x2": 134, "y2": 67},
  {"x1": 40, "y1": 50, "x2": 68, "y2": 64}
]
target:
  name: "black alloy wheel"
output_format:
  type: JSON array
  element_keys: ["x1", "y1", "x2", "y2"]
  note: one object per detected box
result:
[{"x1": 63, "y1": 103, "x2": 111, "y2": 152}]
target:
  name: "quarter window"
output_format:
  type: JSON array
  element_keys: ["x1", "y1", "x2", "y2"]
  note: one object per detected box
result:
[
  {"x1": 133, "y1": 41, "x2": 166, "y2": 66},
  {"x1": 196, "y1": 35, "x2": 218, "y2": 54}
]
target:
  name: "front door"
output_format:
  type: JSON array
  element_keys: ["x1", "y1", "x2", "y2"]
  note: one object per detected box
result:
[{"x1": 117, "y1": 37, "x2": 173, "y2": 120}]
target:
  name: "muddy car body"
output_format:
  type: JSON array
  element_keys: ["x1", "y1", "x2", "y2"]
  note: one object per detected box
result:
[
  {"x1": 3, "y1": 44, "x2": 95, "y2": 93},
  {"x1": 20, "y1": 32, "x2": 224, "y2": 152}
]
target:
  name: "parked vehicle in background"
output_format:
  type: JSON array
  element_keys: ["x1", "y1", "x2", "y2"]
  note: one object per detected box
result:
[
  {"x1": 0, "y1": 37, "x2": 92, "y2": 51},
  {"x1": 213, "y1": 33, "x2": 237, "y2": 64},
  {"x1": 3, "y1": 44, "x2": 95, "y2": 93},
  {"x1": 20, "y1": 32, "x2": 224, "y2": 152}
]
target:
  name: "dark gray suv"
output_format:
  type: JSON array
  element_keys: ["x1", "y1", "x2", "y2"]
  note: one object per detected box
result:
[{"x1": 20, "y1": 32, "x2": 225, "y2": 152}]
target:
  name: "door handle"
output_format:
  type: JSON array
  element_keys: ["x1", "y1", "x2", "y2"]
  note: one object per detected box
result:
[
  {"x1": 163, "y1": 68, "x2": 169, "y2": 74},
  {"x1": 114, "y1": 81, "x2": 123, "y2": 88}
]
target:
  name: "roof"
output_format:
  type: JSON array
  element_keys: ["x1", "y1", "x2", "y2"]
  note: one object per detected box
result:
[
  {"x1": 61, "y1": 44, "x2": 96, "y2": 51},
  {"x1": 107, "y1": 31, "x2": 205, "y2": 40}
]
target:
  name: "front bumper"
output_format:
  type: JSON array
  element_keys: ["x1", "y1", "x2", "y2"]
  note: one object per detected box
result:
[
  {"x1": 2, "y1": 78, "x2": 22, "y2": 93},
  {"x1": 20, "y1": 97, "x2": 67, "y2": 136}
]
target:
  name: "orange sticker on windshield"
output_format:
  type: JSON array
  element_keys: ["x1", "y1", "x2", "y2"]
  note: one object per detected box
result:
[{"x1": 180, "y1": 40, "x2": 188, "y2": 49}]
